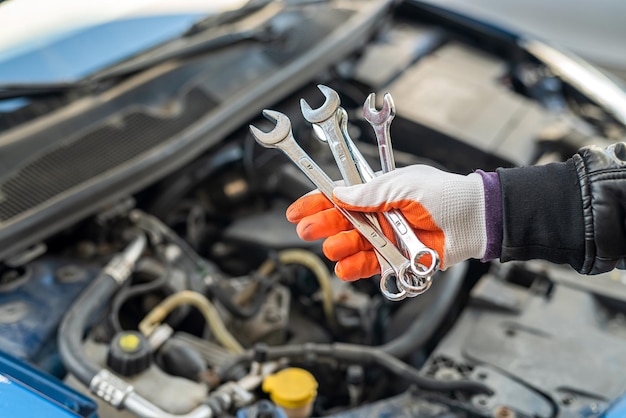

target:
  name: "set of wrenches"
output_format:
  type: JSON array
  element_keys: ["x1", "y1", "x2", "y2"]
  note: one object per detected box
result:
[{"x1": 249, "y1": 85, "x2": 440, "y2": 301}]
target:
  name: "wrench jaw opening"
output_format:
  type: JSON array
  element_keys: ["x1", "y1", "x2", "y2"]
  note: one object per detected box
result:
[
  {"x1": 248, "y1": 109, "x2": 293, "y2": 147},
  {"x1": 363, "y1": 92, "x2": 396, "y2": 126},
  {"x1": 300, "y1": 84, "x2": 341, "y2": 124}
]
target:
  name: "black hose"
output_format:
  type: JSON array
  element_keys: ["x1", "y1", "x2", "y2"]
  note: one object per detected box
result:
[
  {"x1": 217, "y1": 342, "x2": 493, "y2": 395},
  {"x1": 337, "y1": 344, "x2": 492, "y2": 395},
  {"x1": 59, "y1": 234, "x2": 146, "y2": 385},
  {"x1": 58, "y1": 272, "x2": 118, "y2": 384},
  {"x1": 380, "y1": 262, "x2": 467, "y2": 358},
  {"x1": 215, "y1": 263, "x2": 488, "y2": 395},
  {"x1": 109, "y1": 258, "x2": 171, "y2": 333}
]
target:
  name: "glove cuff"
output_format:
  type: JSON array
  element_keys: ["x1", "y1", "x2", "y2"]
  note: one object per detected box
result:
[
  {"x1": 440, "y1": 172, "x2": 488, "y2": 266},
  {"x1": 476, "y1": 170, "x2": 503, "y2": 262}
]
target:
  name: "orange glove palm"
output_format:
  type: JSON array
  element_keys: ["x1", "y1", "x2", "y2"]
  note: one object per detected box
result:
[{"x1": 286, "y1": 165, "x2": 488, "y2": 281}]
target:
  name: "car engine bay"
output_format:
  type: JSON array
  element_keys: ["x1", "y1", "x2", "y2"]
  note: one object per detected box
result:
[{"x1": 1, "y1": 1, "x2": 626, "y2": 417}]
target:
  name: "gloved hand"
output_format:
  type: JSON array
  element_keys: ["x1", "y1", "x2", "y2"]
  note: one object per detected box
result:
[{"x1": 286, "y1": 165, "x2": 489, "y2": 281}]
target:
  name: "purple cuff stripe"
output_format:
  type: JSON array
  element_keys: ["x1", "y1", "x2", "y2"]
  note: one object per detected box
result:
[{"x1": 476, "y1": 170, "x2": 503, "y2": 261}]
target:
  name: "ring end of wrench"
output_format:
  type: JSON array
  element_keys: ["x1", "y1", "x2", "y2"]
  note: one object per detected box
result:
[
  {"x1": 380, "y1": 274, "x2": 407, "y2": 301},
  {"x1": 410, "y1": 249, "x2": 440, "y2": 277}
]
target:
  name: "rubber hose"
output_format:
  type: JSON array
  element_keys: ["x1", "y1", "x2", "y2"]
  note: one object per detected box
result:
[
  {"x1": 277, "y1": 250, "x2": 335, "y2": 327},
  {"x1": 380, "y1": 262, "x2": 467, "y2": 358},
  {"x1": 258, "y1": 249, "x2": 335, "y2": 326},
  {"x1": 109, "y1": 259, "x2": 171, "y2": 333},
  {"x1": 59, "y1": 234, "x2": 146, "y2": 385},
  {"x1": 331, "y1": 343, "x2": 491, "y2": 394},
  {"x1": 138, "y1": 290, "x2": 245, "y2": 354},
  {"x1": 217, "y1": 342, "x2": 493, "y2": 395},
  {"x1": 58, "y1": 272, "x2": 118, "y2": 385}
]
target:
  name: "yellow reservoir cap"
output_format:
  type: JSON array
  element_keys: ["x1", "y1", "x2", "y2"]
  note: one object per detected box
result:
[
  {"x1": 118, "y1": 333, "x2": 141, "y2": 352},
  {"x1": 262, "y1": 368, "x2": 318, "y2": 409}
]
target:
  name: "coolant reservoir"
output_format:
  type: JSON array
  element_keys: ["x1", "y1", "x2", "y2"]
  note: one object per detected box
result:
[{"x1": 262, "y1": 368, "x2": 318, "y2": 418}]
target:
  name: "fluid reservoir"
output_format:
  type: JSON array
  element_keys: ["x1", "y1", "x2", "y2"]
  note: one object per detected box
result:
[{"x1": 262, "y1": 368, "x2": 318, "y2": 418}]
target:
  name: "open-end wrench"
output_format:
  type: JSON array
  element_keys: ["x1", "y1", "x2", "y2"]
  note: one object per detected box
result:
[
  {"x1": 301, "y1": 85, "x2": 412, "y2": 300},
  {"x1": 363, "y1": 93, "x2": 440, "y2": 285},
  {"x1": 363, "y1": 93, "x2": 396, "y2": 173},
  {"x1": 336, "y1": 108, "x2": 431, "y2": 296},
  {"x1": 300, "y1": 85, "x2": 367, "y2": 185},
  {"x1": 249, "y1": 110, "x2": 409, "y2": 301}
]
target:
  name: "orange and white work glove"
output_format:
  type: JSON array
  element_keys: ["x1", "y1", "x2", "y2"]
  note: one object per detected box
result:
[{"x1": 286, "y1": 165, "x2": 499, "y2": 281}]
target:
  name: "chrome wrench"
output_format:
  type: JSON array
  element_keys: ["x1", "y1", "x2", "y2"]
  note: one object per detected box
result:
[
  {"x1": 336, "y1": 108, "x2": 431, "y2": 296},
  {"x1": 301, "y1": 85, "x2": 413, "y2": 300},
  {"x1": 298, "y1": 85, "x2": 437, "y2": 285},
  {"x1": 300, "y1": 85, "x2": 366, "y2": 185},
  {"x1": 249, "y1": 110, "x2": 409, "y2": 301},
  {"x1": 363, "y1": 93, "x2": 396, "y2": 173},
  {"x1": 363, "y1": 93, "x2": 440, "y2": 287}
]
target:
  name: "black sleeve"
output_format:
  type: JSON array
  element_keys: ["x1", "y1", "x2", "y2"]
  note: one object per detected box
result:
[
  {"x1": 573, "y1": 143, "x2": 626, "y2": 274},
  {"x1": 496, "y1": 142, "x2": 626, "y2": 275},
  {"x1": 496, "y1": 159, "x2": 585, "y2": 271}
]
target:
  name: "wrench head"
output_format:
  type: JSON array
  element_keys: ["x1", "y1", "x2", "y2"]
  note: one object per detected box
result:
[
  {"x1": 363, "y1": 92, "x2": 396, "y2": 125},
  {"x1": 249, "y1": 109, "x2": 292, "y2": 147},
  {"x1": 300, "y1": 84, "x2": 341, "y2": 124}
]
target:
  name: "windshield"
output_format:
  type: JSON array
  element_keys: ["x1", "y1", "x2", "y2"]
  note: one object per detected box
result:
[{"x1": 0, "y1": 0, "x2": 247, "y2": 85}]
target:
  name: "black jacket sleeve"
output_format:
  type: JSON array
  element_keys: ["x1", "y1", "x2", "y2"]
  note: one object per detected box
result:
[{"x1": 496, "y1": 142, "x2": 626, "y2": 274}]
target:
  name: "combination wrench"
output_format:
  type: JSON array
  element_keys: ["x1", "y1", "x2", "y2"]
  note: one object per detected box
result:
[
  {"x1": 299, "y1": 85, "x2": 367, "y2": 185},
  {"x1": 249, "y1": 110, "x2": 410, "y2": 301},
  {"x1": 300, "y1": 86, "x2": 409, "y2": 299},
  {"x1": 362, "y1": 92, "x2": 440, "y2": 290},
  {"x1": 336, "y1": 108, "x2": 432, "y2": 296},
  {"x1": 301, "y1": 85, "x2": 438, "y2": 292},
  {"x1": 301, "y1": 85, "x2": 423, "y2": 298}
]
